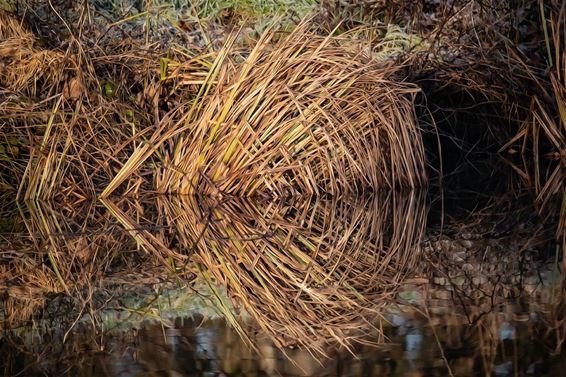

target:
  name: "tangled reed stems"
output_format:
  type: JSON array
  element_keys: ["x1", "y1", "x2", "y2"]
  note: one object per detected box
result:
[
  {"x1": 499, "y1": 1, "x2": 566, "y2": 244},
  {"x1": 104, "y1": 23, "x2": 426, "y2": 198},
  {"x1": 152, "y1": 192, "x2": 426, "y2": 355},
  {"x1": 2, "y1": 0, "x2": 565, "y2": 362},
  {"x1": 2, "y1": 7, "x2": 426, "y2": 200},
  {"x1": 2, "y1": 190, "x2": 426, "y2": 355},
  {"x1": 534, "y1": 1, "x2": 566, "y2": 240},
  {"x1": 0, "y1": 9, "x2": 185, "y2": 201},
  {"x1": 159, "y1": 25, "x2": 424, "y2": 196},
  {"x1": 1, "y1": 9, "x2": 428, "y2": 351}
]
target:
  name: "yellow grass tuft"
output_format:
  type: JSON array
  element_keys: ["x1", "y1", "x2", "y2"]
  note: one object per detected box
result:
[
  {"x1": 0, "y1": 13, "x2": 72, "y2": 97},
  {"x1": 0, "y1": 9, "x2": 25, "y2": 40}
]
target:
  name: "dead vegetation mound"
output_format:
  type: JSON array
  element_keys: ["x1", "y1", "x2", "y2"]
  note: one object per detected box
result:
[
  {"x1": 1, "y1": 0, "x2": 565, "y2": 358},
  {"x1": 152, "y1": 25, "x2": 425, "y2": 197}
]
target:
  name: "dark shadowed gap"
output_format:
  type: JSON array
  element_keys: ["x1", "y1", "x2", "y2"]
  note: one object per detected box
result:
[{"x1": 416, "y1": 83, "x2": 522, "y2": 223}]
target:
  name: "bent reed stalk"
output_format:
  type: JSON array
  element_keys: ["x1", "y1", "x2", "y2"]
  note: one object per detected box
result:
[
  {"x1": 157, "y1": 25, "x2": 425, "y2": 196},
  {"x1": 1, "y1": 10, "x2": 428, "y2": 353}
]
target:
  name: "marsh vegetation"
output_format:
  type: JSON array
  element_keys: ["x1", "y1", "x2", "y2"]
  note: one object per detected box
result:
[{"x1": 0, "y1": 0, "x2": 565, "y2": 376}]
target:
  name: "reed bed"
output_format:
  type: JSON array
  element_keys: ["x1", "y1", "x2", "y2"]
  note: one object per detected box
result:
[
  {"x1": 1, "y1": 0, "x2": 566, "y2": 363},
  {"x1": 0, "y1": 9, "x2": 205, "y2": 201},
  {"x1": 497, "y1": 1, "x2": 566, "y2": 247},
  {"x1": 1, "y1": 2, "x2": 563, "y2": 202},
  {"x1": 3, "y1": 8, "x2": 426, "y2": 200},
  {"x1": 158, "y1": 25, "x2": 424, "y2": 196},
  {"x1": 1, "y1": 8, "x2": 429, "y2": 349}
]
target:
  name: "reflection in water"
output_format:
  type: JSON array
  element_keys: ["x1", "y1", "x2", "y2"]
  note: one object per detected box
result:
[
  {"x1": 155, "y1": 193, "x2": 426, "y2": 353},
  {"x1": 0, "y1": 198, "x2": 194, "y2": 331},
  {"x1": 3, "y1": 286, "x2": 566, "y2": 377},
  {"x1": 0, "y1": 188, "x2": 563, "y2": 376}
]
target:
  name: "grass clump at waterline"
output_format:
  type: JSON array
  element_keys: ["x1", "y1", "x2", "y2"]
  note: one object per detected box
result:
[
  {"x1": 1, "y1": 7, "x2": 427, "y2": 200},
  {"x1": 1, "y1": 7, "x2": 428, "y2": 353},
  {"x1": 2, "y1": 0, "x2": 565, "y2": 361},
  {"x1": 103, "y1": 23, "x2": 426, "y2": 198},
  {"x1": 162, "y1": 24, "x2": 425, "y2": 196}
]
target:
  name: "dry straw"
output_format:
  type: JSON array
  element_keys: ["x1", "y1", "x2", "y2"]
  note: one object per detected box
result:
[
  {"x1": 2, "y1": 10, "x2": 427, "y2": 199},
  {"x1": 157, "y1": 24, "x2": 425, "y2": 196},
  {"x1": 0, "y1": 11, "x2": 71, "y2": 98},
  {"x1": 0, "y1": 10, "x2": 173, "y2": 201},
  {"x1": 499, "y1": 1, "x2": 565, "y2": 243},
  {"x1": 104, "y1": 23, "x2": 426, "y2": 198}
]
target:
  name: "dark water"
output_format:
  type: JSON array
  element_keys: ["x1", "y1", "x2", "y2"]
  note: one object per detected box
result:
[
  {"x1": 1, "y1": 157, "x2": 564, "y2": 377},
  {"x1": 3, "y1": 282, "x2": 566, "y2": 377}
]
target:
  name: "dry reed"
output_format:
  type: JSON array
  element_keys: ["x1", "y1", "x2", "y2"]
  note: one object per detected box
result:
[
  {"x1": 0, "y1": 10, "x2": 182, "y2": 201},
  {"x1": 498, "y1": 1, "x2": 565, "y2": 245},
  {"x1": 159, "y1": 25, "x2": 424, "y2": 196},
  {"x1": 103, "y1": 23, "x2": 426, "y2": 198},
  {"x1": 3, "y1": 0, "x2": 565, "y2": 363},
  {"x1": 1, "y1": 9, "x2": 429, "y2": 346}
]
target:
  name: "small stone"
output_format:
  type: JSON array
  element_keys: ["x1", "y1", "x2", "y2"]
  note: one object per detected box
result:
[
  {"x1": 433, "y1": 277, "x2": 447, "y2": 286},
  {"x1": 434, "y1": 290, "x2": 452, "y2": 300},
  {"x1": 440, "y1": 239, "x2": 452, "y2": 251},
  {"x1": 459, "y1": 240, "x2": 473, "y2": 249},
  {"x1": 451, "y1": 252, "x2": 466, "y2": 263},
  {"x1": 462, "y1": 263, "x2": 474, "y2": 272},
  {"x1": 472, "y1": 276, "x2": 488, "y2": 285}
]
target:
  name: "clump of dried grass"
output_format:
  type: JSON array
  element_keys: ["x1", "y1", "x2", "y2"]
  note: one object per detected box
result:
[
  {"x1": 159, "y1": 24, "x2": 424, "y2": 196},
  {"x1": 152, "y1": 192, "x2": 426, "y2": 355},
  {"x1": 0, "y1": 9, "x2": 24, "y2": 39},
  {"x1": 103, "y1": 23, "x2": 426, "y2": 198},
  {"x1": 498, "y1": 1, "x2": 565, "y2": 245},
  {"x1": 0, "y1": 10, "x2": 189, "y2": 201},
  {"x1": 3, "y1": 7, "x2": 428, "y2": 200},
  {"x1": 0, "y1": 10, "x2": 73, "y2": 97}
]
